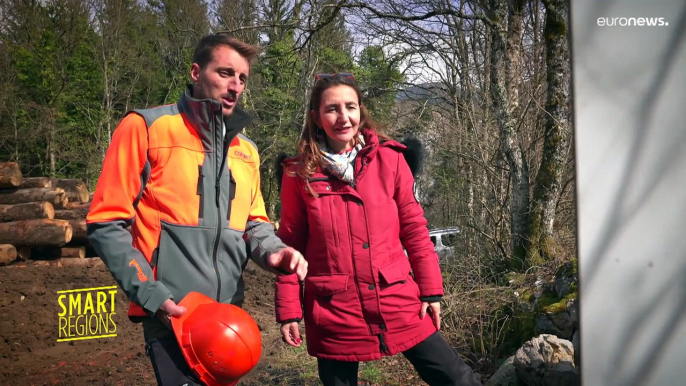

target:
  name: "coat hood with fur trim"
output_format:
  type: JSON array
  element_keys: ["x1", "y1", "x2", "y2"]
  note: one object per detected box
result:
[{"x1": 274, "y1": 135, "x2": 425, "y2": 193}]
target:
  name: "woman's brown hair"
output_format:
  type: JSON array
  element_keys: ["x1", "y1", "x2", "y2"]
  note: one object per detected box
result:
[{"x1": 290, "y1": 74, "x2": 391, "y2": 189}]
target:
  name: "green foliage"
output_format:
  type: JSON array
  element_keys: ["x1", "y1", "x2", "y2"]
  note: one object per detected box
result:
[
  {"x1": 535, "y1": 289, "x2": 576, "y2": 314},
  {"x1": 246, "y1": 35, "x2": 305, "y2": 218},
  {"x1": 317, "y1": 46, "x2": 354, "y2": 74},
  {"x1": 500, "y1": 305, "x2": 537, "y2": 354},
  {"x1": 355, "y1": 45, "x2": 404, "y2": 121}
]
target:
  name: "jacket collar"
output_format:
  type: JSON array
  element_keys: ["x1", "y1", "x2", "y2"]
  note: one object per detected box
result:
[
  {"x1": 308, "y1": 129, "x2": 401, "y2": 181},
  {"x1": 177, "y1": 84, "x2": 253, "y2": 137}
]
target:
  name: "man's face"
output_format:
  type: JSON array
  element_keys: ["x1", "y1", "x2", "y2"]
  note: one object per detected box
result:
[{"x1": 190, "y1": 45, "x2": 249, "y2": 116}]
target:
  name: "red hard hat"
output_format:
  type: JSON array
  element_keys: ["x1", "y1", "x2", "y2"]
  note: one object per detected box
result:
[{"x1": 171, "y1": 292, "x2": 262, "y2": 386}]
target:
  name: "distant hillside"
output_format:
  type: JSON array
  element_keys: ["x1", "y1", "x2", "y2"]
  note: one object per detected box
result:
[{"x1": 395, "y1": 82, "x2": 452, "y2": 105}]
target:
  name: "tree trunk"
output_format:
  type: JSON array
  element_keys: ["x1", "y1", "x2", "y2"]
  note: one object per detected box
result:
[
  {"x1": 506, "y1": 0, "x2": 525, "y2": 119},
  {"x1": 68, "y1": 219, "x2": 88, "y2": 244},
  {"x1": 0, "y1": 162, "x2": 22, "y2": 189},
  {"x1": 489, "y1": 0, "x2": 530, "y2": 270},
  {"x1": 21, "y1": 177, "x2": 52, "y2": 188},
  {"x1": 0, "y1": 202, "x2": 55, "y2": 222},
  {"x1": 0, "y1": 244, "x2": 18, "y2": 265},
  {"x1": 0, "y1": 187, "x2": 68, "y2": 208},
  {"x1": 527, "y1": 0, "x2": 571, "y2": 264},
  {"x1": 59, "y1": 257, "x2": 103, "y2": 268},
  {"x1": 51, "y1": 179, "x2": 90, "y2": 203},
  {"x1": 61, "y1": 247, "x2": 86, "y2": 258},
  {"x1": 54, "y1": 207, "x2": 89, "y2": 220},
  {"x1": 65, "y1": 201, "x2": 91, "y2": 210},
  {"x1": 0, "y1": 219, "x2": 73, "y2": 246}
]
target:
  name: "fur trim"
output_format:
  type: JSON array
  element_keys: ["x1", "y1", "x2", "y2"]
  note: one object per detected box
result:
[
  {"x1": 400, "y1": 136, "x2": 425, "y2": 178},
  {"x1": 275, "y1": 153, "x2": 290, "y2": 194},
  {"x1": 274, "y1": 136, "x2": 425, "y2": 193}
]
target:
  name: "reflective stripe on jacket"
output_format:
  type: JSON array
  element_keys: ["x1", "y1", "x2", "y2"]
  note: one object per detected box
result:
[{"x1": 87, "y1": 85, "x2": 285, "y2": 323}]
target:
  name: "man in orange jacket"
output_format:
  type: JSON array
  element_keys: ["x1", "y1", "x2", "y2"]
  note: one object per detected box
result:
[{"x1": 87, "y1": 34, "x2": 308, "y2": 386}]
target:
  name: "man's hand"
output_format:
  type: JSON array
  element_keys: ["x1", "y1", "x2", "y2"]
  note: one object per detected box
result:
[
  {"x1": 420, "y1": 301, "x2": 441, "y2": 331},
  {"x1": 155, "y1": 299, "x2": 186, "y2": 330},
  {"x1": 268, "y1": 247, "x2": 308, "y2": 281},
  {"x1": 280, "y1": 321, "x2": 302, "y2": 347}
]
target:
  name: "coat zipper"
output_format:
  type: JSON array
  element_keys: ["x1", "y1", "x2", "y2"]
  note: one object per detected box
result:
[
  {"x1": 211, "y1": 123, "x2": 229, "y2": 302},
  {"x1": 197, "y1": 165, "x2": 204, "y2": 219},
  {"x1": 350, "y1": 146, "x2": 372, "y2": 189},
  {"x1": 378, "y1": 333, "x2": 389, "y2": 354}
]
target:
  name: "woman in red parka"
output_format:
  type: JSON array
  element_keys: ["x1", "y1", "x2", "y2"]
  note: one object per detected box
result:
[{"x1": 275, "y1": 73, "x2": 481, "y2": 386}]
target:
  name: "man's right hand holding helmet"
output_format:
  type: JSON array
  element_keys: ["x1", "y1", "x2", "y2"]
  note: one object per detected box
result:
[
  {"x1": 156, "y1": 246, "x2": 307, "y2": 330},
  {"x1": 156, "y1": 299, "x2": 187, "y2": 330}
]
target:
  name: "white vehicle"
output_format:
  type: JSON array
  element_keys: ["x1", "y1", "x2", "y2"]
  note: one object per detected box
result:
[
  {"x1": 404, "y1": 226, "x2": 461, "y2": 260},
  {"x1": 428, "y1": 227, "x2": 461, "y2": 260}
]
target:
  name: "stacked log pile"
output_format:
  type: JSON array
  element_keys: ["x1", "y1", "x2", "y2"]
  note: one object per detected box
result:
[{"x1": 0, "y1": 162, "x2": 101, "y2": 267}]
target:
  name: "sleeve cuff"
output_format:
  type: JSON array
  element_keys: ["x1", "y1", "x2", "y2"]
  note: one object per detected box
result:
[
  {"x1": 279, "y1": 318, "x2": 302, "y2": 324},
  {"x1": 420, "y1": 295, "x2": 443, "y2": 303},
  {"x1": 141, "y1": 283, "x2": 173, "y2": 315}
]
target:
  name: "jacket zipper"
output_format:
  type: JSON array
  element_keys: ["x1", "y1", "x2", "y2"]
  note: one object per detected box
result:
[
  {"x1": 378, "y1": 333, "x2": 389, "y2": 354},
  {"x1": 197, "y1": 165, "x2": 204, "y2": 219},
  {"x1": 350, "y1": 146, "x2": 372, "y2": 189},
  {"x1": 211, "y1": 124, "x2": 229, "y2": 301}
]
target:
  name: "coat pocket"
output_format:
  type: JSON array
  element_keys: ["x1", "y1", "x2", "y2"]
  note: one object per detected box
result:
[
  {"x1": 307, "y1": 274, "x2": 348, "y2": 297},
  {"x1": 307, "y1": 181, "x2": 341, "y2": 248},
  {"x1": 305, "y1": 274, "x2": 349, "y2": 328},
  {"x1": 156, "y1": 220, "x2": 217, "y2": 304},
  {"x1": 377, "y1": 258, "x2": 422, "y2": 329},
  {"x1": 378, "y1": 257, "x2": 411, "y2": 286}
]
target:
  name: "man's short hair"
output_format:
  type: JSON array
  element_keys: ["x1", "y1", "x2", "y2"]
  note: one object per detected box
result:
[{"x1": 193, "y1": 34, "x2": 260, "y2": 68}]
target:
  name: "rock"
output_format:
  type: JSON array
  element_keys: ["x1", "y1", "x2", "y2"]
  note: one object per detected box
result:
[
  {"x1": 514, "y1": 334, "x2": 580, "y2": 386},
  {"x1": 567, "y1": 299, "x2": 578, "y2": 326},
  {"x1": 554, "y1": 261, "x2": 577, "y2": 298},
  {"x1": 485, "y1": 356, "x2": 520, "y2": 386},
  {"x1": 536, "y1": 310, "x2": 573, "y2": 339}
]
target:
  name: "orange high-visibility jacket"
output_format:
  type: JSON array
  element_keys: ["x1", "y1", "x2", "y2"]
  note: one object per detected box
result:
[{"x1": 87, "y1": 85, "x2": 286, "y2": 323}]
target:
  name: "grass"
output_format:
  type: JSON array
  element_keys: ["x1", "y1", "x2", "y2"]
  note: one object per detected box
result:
[{"x1": 246, "y1": 339, "x2": 427, "y2": 386}]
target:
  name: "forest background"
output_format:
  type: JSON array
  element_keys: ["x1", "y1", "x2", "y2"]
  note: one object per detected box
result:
[{"x1": 0, "y1": 0, "x2": 574, "y2": 377}]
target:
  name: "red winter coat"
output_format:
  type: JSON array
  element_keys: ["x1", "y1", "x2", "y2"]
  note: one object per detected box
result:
[{"x1": 275, "y1": 129, "x2": 444, "y2": 361}]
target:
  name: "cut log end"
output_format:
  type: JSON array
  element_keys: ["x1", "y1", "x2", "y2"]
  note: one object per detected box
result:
[
  {"x1": 61, "y1": 247, "x2": 85, "y2": 259},
  {"x1": 58, "y1": 257, "x2": 103, "y2": 268},
  {"x1": 0, "y1": 162, "x2": 22, "y2": 189},
  {"x1": 51, "y1": 179, "x2": 89, "y2": 203},
  {"x1": 0, "y1": 244, "x2": 18, "y2": 265}
]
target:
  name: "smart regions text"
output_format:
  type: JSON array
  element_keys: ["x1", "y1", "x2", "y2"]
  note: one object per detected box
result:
[{"x1": 57, "y1": 287, "x2": 118, "y2": 341}]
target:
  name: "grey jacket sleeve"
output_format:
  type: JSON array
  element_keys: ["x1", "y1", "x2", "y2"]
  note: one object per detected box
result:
[
  {"x1": 245, "y1": 220, "x2": 289, "y2": 274},
  {"x1": 88, "y1": 221, "x2": 173, "y2": 316},
  {"x1": 85, "y1": 113, "x2": 172, "y2": 316}
]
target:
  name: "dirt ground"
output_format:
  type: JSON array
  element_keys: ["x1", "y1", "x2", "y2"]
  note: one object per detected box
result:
[{"x1": 0, "y1": 259, "x2": 480, "y2": 386}]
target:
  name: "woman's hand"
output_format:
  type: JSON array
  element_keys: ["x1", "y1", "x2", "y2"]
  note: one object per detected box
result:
[
  {"x1": 420, "y1": 302, "x2": 441, "y2": 331},
  {"x1": 280, "y1": 321, "x2": 302, "y2": 347}
]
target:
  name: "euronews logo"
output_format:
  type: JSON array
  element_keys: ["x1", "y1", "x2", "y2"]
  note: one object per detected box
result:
[{"x1": 597, "y1": 17, "x2": 668, "y2": 27}]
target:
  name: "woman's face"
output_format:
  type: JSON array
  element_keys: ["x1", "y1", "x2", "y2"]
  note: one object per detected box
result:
[{"x1": 311, "y1": 85, "x2": 361, "y2": 153}]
